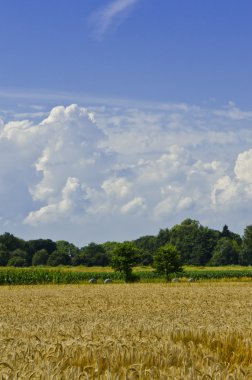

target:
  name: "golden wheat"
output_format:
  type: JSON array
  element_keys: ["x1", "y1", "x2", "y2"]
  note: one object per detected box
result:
[{"x1": 0, "y1": 283, "x2": 251, "y2": 379}]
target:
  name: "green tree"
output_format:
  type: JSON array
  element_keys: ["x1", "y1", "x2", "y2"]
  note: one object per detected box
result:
[
  {"x1": 26, "y1": 239, "x2": 57, "y2": 263},
  {"x1": 0, "y1": 251, "x2": 9, "y2": 266},
  {"x1": 153, "y1": 243, "x2": 183, "y2": 281},
  {"x1": 111, "y1": 242, "x2": 140, "y2": 282},
  {"x1": 80, "y1": 242, "x2": 110, "y2": 266},
  {"x1": 32, "y1": 249, "x2": 49, "y2": 266},
  {"x1": 221, "y1": 224, "x2": 231, "y2": 238},
  {"x1": 209, "y1": 237, "x2": 240, "y2": 266},
  {"x1": 8, "y1": 256, "x2": 28, "y2": 267},
  {"x1": 240, "y1": 225, "x2": 252, "y2": 265},
  {"x1": 102, "y1": 241, "x2": 119, "y2": 254},
  {"x1": 71, "y1": 251, "x2": 87, "y2": 266},
  {"x1": 47, "y1": 251, "x2": 71, "y2": 266},
  {"x1": 192, "y1": 227, "x2": 219, "y2": 265},
  {"x1": 0, "y1": 232, "x2": 25, "y2": 252},
  {"x1": 170, "y1": 219, "x2": 219, "y2": 265},
  {"x1": 11, "y1": 249, "x2": 29, "y2": 260},
  {"x1": 0, "y1": 243, "x2": 9, "y2": 266},
  {"x1": 134, "y1": 235, "x2": 157, "y2": 265},
  {"x1": 156, "y1": 228, "x2": 170, "y2": 247},
  {"x1": 220, "y1": 225, "x2": 242, "y2": 244},
  {"x1": 56, "y1": 240, "x2": 80, "y2": 258}
]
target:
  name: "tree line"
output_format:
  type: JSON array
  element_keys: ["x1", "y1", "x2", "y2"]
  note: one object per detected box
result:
[{"x1": 0, "y1": 219, "x2": 252, "y2": 267}]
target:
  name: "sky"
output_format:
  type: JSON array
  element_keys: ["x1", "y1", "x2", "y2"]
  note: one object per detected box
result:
[{"x1": 1, "y1": 0, "x2": 252, "y2": 246}]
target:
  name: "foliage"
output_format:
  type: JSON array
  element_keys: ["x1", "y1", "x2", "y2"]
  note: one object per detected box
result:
[
  {"x1": 111, "y1": 242, "x2": 141, "y2": 282},
  {"x1": 56, "y1": 240, "x2": 80, "y2": 257},
  {"x1": 25, "y1": 239, "x2": 57, "y2": 257},
  {"x1": 209, "y1": 237, "x2": 240, "y2": 266},
  {"x1": 47, "y1": 251, "x2": 71, "y2": 266},
  {"x1": 8, "y1": 256, "x2": 28, "y2": 267},
  {"x1": 71, "y1": 252, "x2": 86, "y2": 266},
  {"x1": 153, "y1": 243, "x2": 183, "y2": 281},
  {"x1": 11, "y1": 249, "x2": 29, "y2": 260},
  {"x1": 221, "y1": 225, "x2": 242, "y2": 244},
  {"x1": 0, "y1": 232, "x2": 25, "y2": 252},
  {"x1": 170, "y1": 219, "x2": 219, "y2": 265},
  {"x1": 102, "y1": 241, "x2": 120, "y2": 254},
  {"x1": 32, "y1": 249, "x2": 49, "y2": 266},
  {"x1": 134, "y1": 235, "x2": 157, "y2": 265},
  {"x1": 3, "y1": 219, "x2": 252, "y2": 269},
  {"x1": 79, "y1": 242, "x2": 110, "y2": 267},
  {"x1": 0, "y1": 266, "x2": 250, "y2": 285},
  {"x1": 0, "y1": 268, "x2": 124, "y2": 285},
  {"x1": 0, "y1": 244, "x2": 9, "y2": 266},
  {"x1": 156, "y1": 228, "x2": 170, "y2": 247},
  {"x1": 134, "y1": 229, "x2": 170, "y2": 265},
  {"x1": 240, "y1": 225, "x2": 252, "y2": 265}
]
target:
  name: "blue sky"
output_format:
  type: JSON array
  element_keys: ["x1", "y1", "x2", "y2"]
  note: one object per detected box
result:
[
  {"x1": 1, "y1": 0, "x2": 252, "y2": 105},
  {"x1": 1, "y1": 0, "x2": 252, "y2": 245}
]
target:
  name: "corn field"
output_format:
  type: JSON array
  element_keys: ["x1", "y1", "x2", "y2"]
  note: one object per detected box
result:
[
  {"x1": 0, "y1": 267, "x2": 252, "y2": 285},
  {"x1": 0, "y1": 283, "x2": 252, "y2": 379}
]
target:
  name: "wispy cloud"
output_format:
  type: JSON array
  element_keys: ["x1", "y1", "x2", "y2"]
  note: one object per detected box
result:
[
  {"x1": 90, "y1": 0, "x2": 140, "y2": 40},
  {"x1": 213, "y1": 101, "x2": 252, "y2": 121}
]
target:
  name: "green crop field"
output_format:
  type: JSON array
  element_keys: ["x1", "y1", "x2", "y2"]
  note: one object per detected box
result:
[{"x1": 0, "y1": 265, "x2": 251, "y2": 285}]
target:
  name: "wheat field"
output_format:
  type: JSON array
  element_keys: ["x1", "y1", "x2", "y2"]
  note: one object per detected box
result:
[{"x1": 0, "y1": 283, "x2": 252, "y2": 379}]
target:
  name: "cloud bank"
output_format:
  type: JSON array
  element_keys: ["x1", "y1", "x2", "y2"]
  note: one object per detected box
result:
[{"x1": 1, "y1": 101, "x2": 252, "y2": 245}]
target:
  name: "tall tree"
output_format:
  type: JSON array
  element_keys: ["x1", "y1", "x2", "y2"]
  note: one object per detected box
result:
[
  {"x1": 209, "y1": 237, "x2": 240, "y2": 266},
  {"x1": 80, "y1": 242, "x2": 110, "y2": 266},
  {"x1": 0, "y1": 232, "x2": 25, "y2": 252},
  {"x1": 240, "y1": 225, "x2": 252, "y2": 265},
  {"x1": 32, "y1": 249, "x2": 49, "y2": 266},
  {"x1": 170, "y1": 219, "x2": 201, "y2": 264},
  {"x1": 26, "y1": 239, "x2": 57, "y2": 265},
  {"x1": 56, "y1": 240, "x2": 80, "y2": 257},
  {"x1": 220, "y1": 225, "x2": 242, "y2": 245},
  {"x1": 111, "y1": 242, "x2": 140, "y2": 282},
  {"x1": 153, "y1": 243, "x2": 183, "y2": 281},
  {"x1": 170, "y1": 219, "x2": 219, "y2": 265},
  {"x1": 134, "y1": 235, "x2": 157, "y2": 265},
  {"x1": 26, "y1": 239, "x2": 57, "y2": 256},
  {"x1": 0, "y1": 243, "x2": 9, "y2": 266},
  {"x1": 156, "y1": 228, "x2": 170, "y2": 247},
  {"x1": 47, "y1": 251, "x2": 71, "y2": 266}
]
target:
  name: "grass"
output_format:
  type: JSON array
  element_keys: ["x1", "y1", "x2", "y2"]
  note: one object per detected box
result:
[{"x1": 0, "y1": 282, "x2": 251, "y2": 379}]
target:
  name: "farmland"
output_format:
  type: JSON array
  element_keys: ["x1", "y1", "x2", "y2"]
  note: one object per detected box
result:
[
  {"x1": 0, "y1": 266, "x2": 252, "y2": 285},
  {"x1": 0, "y1": 283, "x2": 252, "y2": 379}
]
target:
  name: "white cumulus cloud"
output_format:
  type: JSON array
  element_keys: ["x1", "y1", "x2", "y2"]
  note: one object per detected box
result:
[
  {"x1": 1, "y1": 101, "x2": 252, "y2": 244},
  {"x1": 102, "y1": 177, "x2": 132, "y2": 198},
  {"x1": 121, "y1": 197, "x2": 146, "y2": 214},
  {"x1": 234, "y1": 149, "x2": 252, "y2": 183}
]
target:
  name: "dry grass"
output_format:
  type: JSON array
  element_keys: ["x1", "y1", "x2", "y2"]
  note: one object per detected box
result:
[{"x1": 0, "y1": 283, "x2": 252, "y2": 379}]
